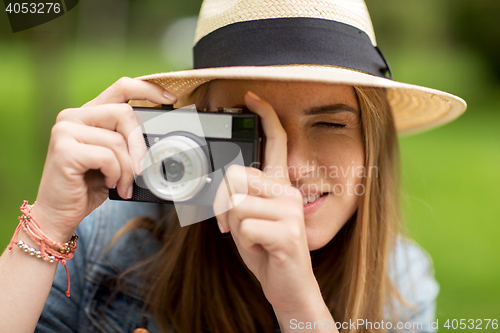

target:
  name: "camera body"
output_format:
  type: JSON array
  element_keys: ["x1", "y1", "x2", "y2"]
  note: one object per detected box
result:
[{"x1": 109, "y1": 104, "x2": 263, "y2": 206}]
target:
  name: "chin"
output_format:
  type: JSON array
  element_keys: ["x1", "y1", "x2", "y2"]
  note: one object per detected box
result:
[
  {"x1": 308, "y1": 243, "x2": 324, "y2": 251},
  {"x1": 304, "y1": 215, "x2": 347, "y2": 251},
  {"x1": 305, "y1": 227, "x2": 335, "y2": 251},
  {"x1": 304, "y1": 197, "x2": 357, "y2": 251}
]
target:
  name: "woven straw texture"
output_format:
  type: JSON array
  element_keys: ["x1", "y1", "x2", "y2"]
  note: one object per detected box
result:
[
  {"x1": 194, "y1": 0, "x2": 377, "y2": 45},
  {"x1": 136, "y1": 64, "x2": 465, "y2": 135},
  {"x1": 134, "y1": 0, "x2": 466, "y2": 135}
]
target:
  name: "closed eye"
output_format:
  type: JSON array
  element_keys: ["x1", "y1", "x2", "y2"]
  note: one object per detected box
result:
[{"x1": 313, "y1": 122, "x2": 346, "y2": 129}]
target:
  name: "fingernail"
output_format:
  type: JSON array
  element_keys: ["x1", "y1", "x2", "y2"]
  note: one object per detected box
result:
[
  {"x1": 217, "y1": 221, "x2": 225, "y2": 233},
  {"x1": 163, "y1": 90, "x2": 177, "y2": 102},
  {"x1": 127, "y1": 185, "x2": 133, "y2": 199},
  {"x1": 111, "y1": 182, "x2": 117, "y2": 189},
  {"x1": 247, "y1": 91, "x2": 261, "y2": 101}
]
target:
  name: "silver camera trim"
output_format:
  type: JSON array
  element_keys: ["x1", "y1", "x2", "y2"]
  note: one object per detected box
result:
[
  {"x1": 135, "y1": 109, "x2": 233, "y2": 138},
  {"x1": 142, "y1": 135, "x2": 209, "y2": 202}
]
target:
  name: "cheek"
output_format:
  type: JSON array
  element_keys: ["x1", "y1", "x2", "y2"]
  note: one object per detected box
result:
[
  {"x1": 315, "y1": 136, "x2": 365, "y2": 187},
  {"x1": 305, "y1": 140, "x2": 364, "y2": 250}
]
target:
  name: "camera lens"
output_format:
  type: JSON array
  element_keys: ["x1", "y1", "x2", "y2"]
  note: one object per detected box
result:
[
  {"x1": 161, "y1": 158, "x2": 184, "y2": 182},
  {"x1": 142, "y1": 135, "x2": 209, "y2": 201}
]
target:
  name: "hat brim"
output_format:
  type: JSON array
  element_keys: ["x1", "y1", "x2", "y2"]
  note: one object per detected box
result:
[{"x1": 135, "y1": 65, "x2": 466, "y2": 135}]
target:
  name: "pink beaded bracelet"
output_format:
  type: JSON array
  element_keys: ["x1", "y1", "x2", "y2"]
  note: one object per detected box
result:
[{"x1": 8, "y1": 201, "x2": 78, "y2": 297}]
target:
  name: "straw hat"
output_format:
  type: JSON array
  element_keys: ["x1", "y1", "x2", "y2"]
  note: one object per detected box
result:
[{"x1": 135, "y1": 0, "x2": 466, "y2": 135}]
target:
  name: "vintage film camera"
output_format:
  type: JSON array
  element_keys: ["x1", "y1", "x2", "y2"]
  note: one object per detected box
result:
[{"x1": 109, "y1": 104, "x2": 263, "y2": 206}]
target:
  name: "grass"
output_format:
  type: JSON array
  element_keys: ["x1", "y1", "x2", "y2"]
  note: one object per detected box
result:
[
  {"x1": 1, "y1": 41, "x2": 499, "y2": 329},
  {"x1": 399, "y1": 110, "x2": 500, "y2": 325},
  {"x1": 0, "y1": 40, "x2": 173, "y2": 246}
]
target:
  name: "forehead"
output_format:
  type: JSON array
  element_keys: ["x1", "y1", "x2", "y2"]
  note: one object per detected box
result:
[{"x1": 207, "y1": 80, "x2": 359, "y2": 111}]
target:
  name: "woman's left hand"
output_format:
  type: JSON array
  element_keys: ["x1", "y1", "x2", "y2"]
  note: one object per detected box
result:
[{"x1": 213, "y1": 91, "x2": 322, "y2": 314}]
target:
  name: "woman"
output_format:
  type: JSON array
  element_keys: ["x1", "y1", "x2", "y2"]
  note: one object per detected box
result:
[{"x1": 0, "y1": 0, "x2": 466, "y2": 332}]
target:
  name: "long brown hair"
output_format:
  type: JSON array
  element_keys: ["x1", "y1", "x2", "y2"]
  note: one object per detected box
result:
[{"x1": 111, "y1": 82, "x2": 410, "y2": 333}]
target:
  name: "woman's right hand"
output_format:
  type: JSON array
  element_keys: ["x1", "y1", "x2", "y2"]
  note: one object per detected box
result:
[{"x1": 31, "y1": 77, "x2": 177, "y2": 243}]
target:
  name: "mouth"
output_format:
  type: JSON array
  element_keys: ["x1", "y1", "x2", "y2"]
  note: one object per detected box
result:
[
  {"x1": 302, "y1": 192, "x2": 329, "y2": 205},
  {"x1": 302, "y1": 192, "x2": 329, "y2": 216}
]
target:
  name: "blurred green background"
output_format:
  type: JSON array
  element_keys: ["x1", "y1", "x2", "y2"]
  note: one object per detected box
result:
[{"x1": 1, "y1": 0, "x2": 499, "y2": 330}]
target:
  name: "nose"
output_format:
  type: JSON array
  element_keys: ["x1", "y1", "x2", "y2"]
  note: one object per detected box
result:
[{"x1": 286, "y1": 133, "x2": 316, "y2": 183}]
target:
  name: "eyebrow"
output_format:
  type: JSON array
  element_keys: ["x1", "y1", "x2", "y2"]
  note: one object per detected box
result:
[
  {"x1": 228, "y1": 103, "x2": 359, "y2": 115},
  {"x1": 304, "y1": 104, "x2": 359, "y2": 116}
]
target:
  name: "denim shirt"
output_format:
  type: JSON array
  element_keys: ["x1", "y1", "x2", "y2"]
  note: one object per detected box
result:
[{"x1": 36, "y1": 200, "x2": 439, "y2": 333}]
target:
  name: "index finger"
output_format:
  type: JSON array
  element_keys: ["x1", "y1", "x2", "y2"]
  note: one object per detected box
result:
[
  {"x1": 244, "y1": 91, "x2": 289, "y2": 181},
  {"x1": 83, "y1": 77, "x2": 177, "y2": 108},
  {"x1": 57, "y1": 103, "x2": 146, "y2": 175}
]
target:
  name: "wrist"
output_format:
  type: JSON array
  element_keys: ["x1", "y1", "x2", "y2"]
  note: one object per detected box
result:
[
  {"x1": 7, "y1": 200, "x2": 79, "y2": 298},
  {"x1": 274, "y1": 295, "x2": 338, "y2": 333},
  {"x1": 272, "y1": 276, "x2": 323, "y2": 314},
  {"x1": 30, "y1": 203, "x2": 76, "y2": 243},
  {"x1": 274, "y1": 303, "x2": 337, "y2": 333},
  {"x1": 272, "y1": 287, "x2": 324, "y2": 317}
]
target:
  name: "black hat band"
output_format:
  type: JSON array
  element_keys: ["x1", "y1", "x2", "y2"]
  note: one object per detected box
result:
[{"x1": 193, "y1": 17, "x2": 392, "y2": 79}]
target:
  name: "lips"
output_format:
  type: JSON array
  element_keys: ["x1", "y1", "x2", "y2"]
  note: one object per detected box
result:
[
  {"x1": 303, "y1": 192, "x2": 329, "y2": 216},
  {"x1": 303, "y1": 193, "x2": 324, "y2": 205}
]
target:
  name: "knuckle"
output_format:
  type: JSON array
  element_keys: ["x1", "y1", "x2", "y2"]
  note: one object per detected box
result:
[
  {"x1": 272, "y1": 250, "x2": 289, "y2": 265},
  {"x1": 111, "y1": 102, "x2": 131, "y2": 114},
  {"x1": 112, "y1": 77, "x2": 135, "y2": 100},
  {"x1": 55, "y1": 108, "x2": 74, "y2": 123},
  {"x1": 248, "y1": 165, "x2": 262, "y2": 177},
  {"x1": 111, "y1": 132, "x2": 127, "y2": 149},
  {"x1": 51, "y1": 121, "x2": 71, "y2": 138},
  {"x1": 118, "y1": 103, "x2": 136, "y2": 122},
  {"x1": 115, "y1": 76, "x2": 133, "y2": 88},
  {"x1": 239, "y1": 220, "x2": 256, "y2": 247},
  {"x1": 107, "y1": 103, "x2": 134, "y2": 125},
  {"x1": 239, "y1": 219, "x2": 251, "y2": 236},
  {"x1": 287, "y1": 225, "x2": 302, "y2": 241},
  {"x1": 120, "y1": 102, "x2": 134, "y2": 113},
  {"x1": 101, "y1": 149, "x2": 116, "y2": 165},
  {"x1": 225, "y1": 164, "x2": 243, "y2": 179},
  {"x1": 51, "y1": 138, "x2": 73, "y2": 160}
]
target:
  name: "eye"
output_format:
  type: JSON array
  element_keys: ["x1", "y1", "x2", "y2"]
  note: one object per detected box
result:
[{"x1": 313, "y1": 122, "x2": 346, "y2": 129}]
